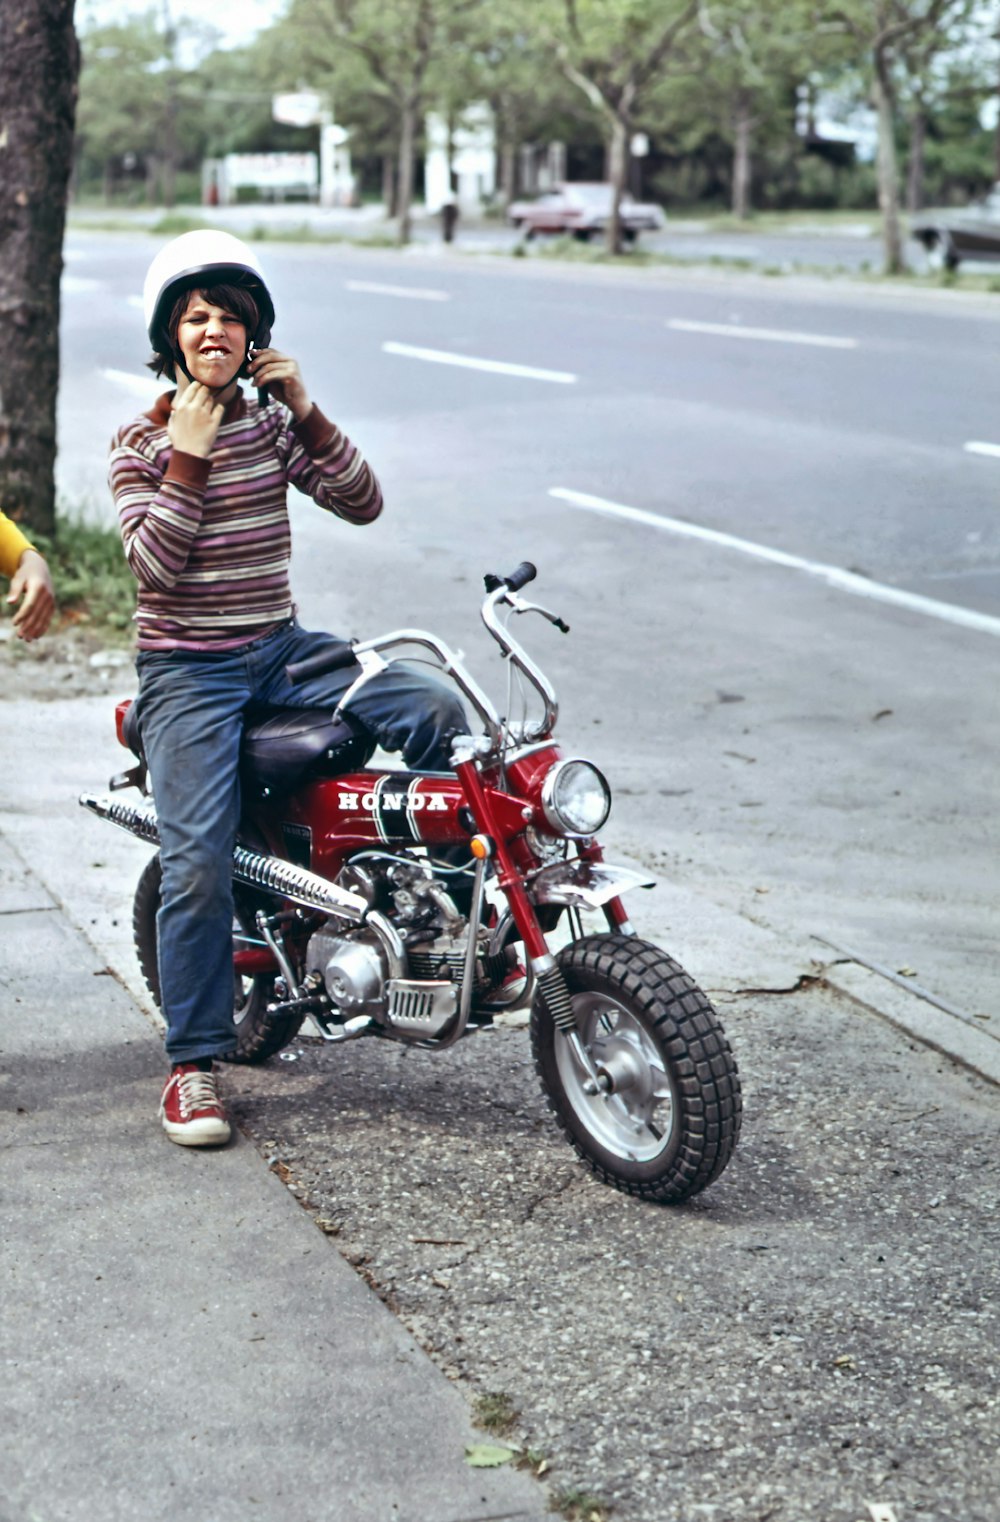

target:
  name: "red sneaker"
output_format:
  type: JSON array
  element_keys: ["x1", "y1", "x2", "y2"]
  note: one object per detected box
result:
[{"x1": 159, "y1": 1064, "x2": 231, "y2": 1147}]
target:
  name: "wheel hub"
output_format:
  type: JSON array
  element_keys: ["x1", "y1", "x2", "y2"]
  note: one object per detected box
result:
[{"x1": 554, "y1": 992, "x2": 676, "y2": 1163}]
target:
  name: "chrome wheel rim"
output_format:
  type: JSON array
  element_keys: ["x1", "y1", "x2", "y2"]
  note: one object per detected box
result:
[{"x1": 554, "y1": 991, "x2": 676, "y2": 1163}]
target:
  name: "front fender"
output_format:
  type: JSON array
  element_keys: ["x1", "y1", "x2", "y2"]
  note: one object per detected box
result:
[{"x1": 529, "y1": 859, "x2": 655, "y2": 911}]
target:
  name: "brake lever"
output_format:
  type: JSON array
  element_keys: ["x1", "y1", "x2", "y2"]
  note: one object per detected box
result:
[{"x1": 508, "y1": 592, "x2": 570, "y2": 634}]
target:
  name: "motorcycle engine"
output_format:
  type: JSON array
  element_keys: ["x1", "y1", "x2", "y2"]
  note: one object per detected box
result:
[
  {"x1": 304, "y1": 852, "x2": 471, "y2": 1019},
  {"x1": 304, "y1": 927, "x2": 389, "y2": 1019}
]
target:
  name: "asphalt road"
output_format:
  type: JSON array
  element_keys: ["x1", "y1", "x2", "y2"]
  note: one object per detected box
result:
[
  {"x1": 10, "y1": 229, "x2": 999, "y2": 1522},
  {"x1": 3, "y1": 674, "x2": 998, "y2": 1522},
  {"x1": 58, "y1": 230, "x2": 1000, "y2": 1031}
]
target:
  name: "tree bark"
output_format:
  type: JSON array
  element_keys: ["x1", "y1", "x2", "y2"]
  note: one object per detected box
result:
[
  {"x1": 0, "y1": 0, "x2": 80, "y2": 537},
  {"x1": 396, "y1": 93, "x2": 417, "y2": 246},
  {"x1": 906, "y1": 102, "x2": 926, "y2": 214},
  {"x1": 872, "y1": 45, "x2": 905, "y2": 275},
  {"x1": 606, "y1": 113, "x2": 630, "y2": 255},
  {"x1": 732, "y1": 91, "x2": 753, "y2": 220}
]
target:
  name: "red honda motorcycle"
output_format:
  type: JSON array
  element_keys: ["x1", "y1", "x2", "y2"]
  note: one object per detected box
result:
[{"x1": 82, "y1": 564, "x2": 741, "y2": 1202}]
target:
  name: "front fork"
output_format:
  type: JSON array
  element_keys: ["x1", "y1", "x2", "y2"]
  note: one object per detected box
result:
[{"x1": 453, "y1": 758, "x2": 620, "y2": 1092}]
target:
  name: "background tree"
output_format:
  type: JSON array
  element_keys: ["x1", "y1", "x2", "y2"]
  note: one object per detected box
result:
[
  {"x1": 75, "y1": 16, "x2": 167, "y2": 202},
  {"x1": 822, "y1": 0, "x2": 976, "y2": 273},
  {"x1": 533, "y1": 0, "x2": 702, "y2": 252},
  {"x1": 0, "y1": 0, "x2": 80, "y2": 537},
  {"x1": 695, "y1": 0, "x2": 822, "y2": 219},
  {"x1": 281, "y1": 0, "x2": 488, "y2": 243},
  {"x1": 897, "y1": 7, "x2": 994, "y2": 212}
]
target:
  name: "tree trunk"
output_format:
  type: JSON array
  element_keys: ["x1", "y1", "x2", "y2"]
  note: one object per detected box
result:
[
  {"x1": 396, "y1": 94, "x2": 416, "y2": 246},
  {"x1": 161, "y1": 80, "x2": 178, "y2": 208},
  {"x1": 906, "y1": 102, "x2": 926, "y2": 214},
  {"x1": 381, "y1": 154, "x2": 396, "y2": 218},
  {"x1": 606, "y1": 113, "x2": 629, "y2": 256},
  {"x1": 732, "y1": 91, "x2": 753, "y2": 220},
  {"x1": 0, "y1": 0, "x2": 80, "y2": 538},
  {"x1": 500, "y1": 139, "x2": 517, "y2": 204},
  {"x1": 872, "y1": 47, "x2": 905, "y2": 276}
]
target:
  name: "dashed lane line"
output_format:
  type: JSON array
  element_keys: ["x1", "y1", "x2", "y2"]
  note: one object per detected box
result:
[
  {"x1": 667, "y1": 318, "x2": 859, "y2": 350},
  {"x1": 347, "y1": 280, "x2": 450, "y2": 302},
  {"x1": 382, "y1": 341, "x2": 577, "y2": 384},
  {"x1": 548, "y1": 487, "x2": 1000, "y2": 639}
]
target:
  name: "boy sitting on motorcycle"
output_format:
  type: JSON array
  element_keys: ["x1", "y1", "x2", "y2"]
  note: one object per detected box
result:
[{"x1": 111, "y1": 230, "x2": 466, "y2": 1147}]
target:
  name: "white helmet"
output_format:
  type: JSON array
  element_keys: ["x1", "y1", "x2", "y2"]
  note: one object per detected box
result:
[{"x1": 142, "y1": 229, "x2": 275, "y2": 357}]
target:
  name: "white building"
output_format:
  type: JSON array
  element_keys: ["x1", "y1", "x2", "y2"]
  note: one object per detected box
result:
[{"x1": 425, "y1": 103, "x2": 496, "y2": 214}]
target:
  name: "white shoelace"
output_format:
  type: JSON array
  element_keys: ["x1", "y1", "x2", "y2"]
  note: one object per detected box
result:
[{"x1": 164, "y1": 1068, "x2": 222, "y2": 1117}]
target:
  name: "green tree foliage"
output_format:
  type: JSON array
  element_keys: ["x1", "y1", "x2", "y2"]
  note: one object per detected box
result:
[
  {"x1": 278, "y1": 0, "x2": 493, "y2": 242},
  {"x1": 71, "y1": 0, "x2": 1000, "y2": 247},
  {"x1": 689, "y1": 0, "x2": 830, "y2": 218},
  {"x1": 820, "y1": 0, "x2": 980, "y2": 272},
  {"x1": 526, "y1": 0, "x2": 703, "y2": 252},
  {"x1": 75, "y1": 17, "x2": 170, "y2": 202}
]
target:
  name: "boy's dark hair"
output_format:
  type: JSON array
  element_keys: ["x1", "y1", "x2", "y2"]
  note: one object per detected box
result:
[{"x1": 147, "y1": 279, "x2": 262, "y2": 379}]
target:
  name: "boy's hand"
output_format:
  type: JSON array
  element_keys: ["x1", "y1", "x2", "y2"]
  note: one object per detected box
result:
[
  {"x1": 168, "y1": 382, "x2": 225, "y2": 458},
  {"x1": 247, "y1": 349, "x2": 312, "y2": 422},
  {"x1": 8, "y1": 549, "x2": 55, "y2": 641}
]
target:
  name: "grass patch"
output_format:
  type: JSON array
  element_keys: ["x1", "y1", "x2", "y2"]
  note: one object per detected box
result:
[
  {"x1": 473, "y1": 1390, "x2": 520, "y2": 1438},
  {"x1": 27, "y1": 513, "x2": 136, "y2": 644},
  {"x1": 552, "y1": 1488, "x2": 611, "y2": 1521}
]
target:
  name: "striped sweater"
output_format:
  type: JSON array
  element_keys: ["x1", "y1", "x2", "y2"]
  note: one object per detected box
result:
[{"x1": 110, "y1": 390, "x2": 383, "y2": 651}]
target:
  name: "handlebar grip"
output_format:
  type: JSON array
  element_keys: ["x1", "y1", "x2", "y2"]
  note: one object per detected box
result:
[
  {"x1": 505, "y1": 561, "x2": 537, "y2": 591},
  {"x1": 285, "y1": 641, "x2": 358, "y2": 685},
  {"x1": 485, "y1": 561, "x2": 537, "y2": 593}
]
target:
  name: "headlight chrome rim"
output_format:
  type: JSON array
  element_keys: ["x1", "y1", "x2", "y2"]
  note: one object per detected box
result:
[{"x1": 540, "y1": 757, "x2": 611, "y2": 838}]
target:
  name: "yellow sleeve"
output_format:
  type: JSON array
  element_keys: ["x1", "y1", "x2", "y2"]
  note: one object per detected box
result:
[{"x1": 0, "y1": 510, "x2": 35, "y2": 581}]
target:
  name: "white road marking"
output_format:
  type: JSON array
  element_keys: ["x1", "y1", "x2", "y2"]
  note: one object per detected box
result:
[
  {"x1": 382, "y1": 341, "x2": 577, "y2": 384},
  {"x1": 964, "y1": 440, "x2": 1000, "y2": 459},
  {"x1": 549, "y1": 487, "x2": 1000, "y2": 639},
  {"x1": 667, "y1": 318, "x2": 859, "y2": 350},
  {"x1": 61, "y1": 275, "x2": 101, "y2": 294},
  {"x1": 126, "y1": 295, "x2": 145, "y2": 310},
  {"x1": 101, "y1": 367, "x2": 164, "y2": 399},
  {"x1": 347, "y1": 280, "x2": 450, "y2": 302}
]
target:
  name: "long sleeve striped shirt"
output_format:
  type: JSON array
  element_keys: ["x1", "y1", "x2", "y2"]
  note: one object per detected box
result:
[{"x1": 110, "y1": 390, "x2": 382, "y2": 651}]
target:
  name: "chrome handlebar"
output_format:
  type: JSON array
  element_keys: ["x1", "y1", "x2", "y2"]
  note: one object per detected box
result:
[{"x1": 330, "y1": 575, "x2": 565, "y2": 749}]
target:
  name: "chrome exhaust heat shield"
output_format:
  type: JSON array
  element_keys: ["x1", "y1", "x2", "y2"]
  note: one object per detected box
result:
[{"x1": 80, "y1": 791, "x2": 369, "y2": 923}]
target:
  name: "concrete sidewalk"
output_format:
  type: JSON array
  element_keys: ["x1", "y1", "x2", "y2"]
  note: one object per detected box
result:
[{"x1": 0, "y1": 832, "x2": 547, "y2": 1522}]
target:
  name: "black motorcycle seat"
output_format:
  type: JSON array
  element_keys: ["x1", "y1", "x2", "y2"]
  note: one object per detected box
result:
[
  {"x1": 240, "y1": 706, "x2": 374, "y2": 792},
  {"x1": 121, "y1": 701, "x2": 374, "y2": 793}
]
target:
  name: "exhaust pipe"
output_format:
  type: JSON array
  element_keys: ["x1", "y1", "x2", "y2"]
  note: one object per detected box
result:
[{"x1": 80, "y1": 791, "x2": 369, "y2": 923}]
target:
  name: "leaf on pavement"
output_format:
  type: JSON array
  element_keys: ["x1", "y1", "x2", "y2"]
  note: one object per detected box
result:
[{"x1": 465, "y1": 1443, "x2": 518, "y2": 1468}]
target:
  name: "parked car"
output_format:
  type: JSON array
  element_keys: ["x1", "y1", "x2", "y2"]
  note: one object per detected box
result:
[
  {"x1": 910, "y1": 185, "x2": 1000, "y2": 270},
  {"x1": 507, "y1": 182, "x2": 667, "y2": 243}
]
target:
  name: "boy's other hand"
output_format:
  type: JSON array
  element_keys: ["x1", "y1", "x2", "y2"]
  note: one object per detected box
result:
[
  {"x1": 247, "y1": 349, "x2": 312, "y2": 422},
  {"x1": 8, "y1": 550, "x2": 55, "y2": 641}
]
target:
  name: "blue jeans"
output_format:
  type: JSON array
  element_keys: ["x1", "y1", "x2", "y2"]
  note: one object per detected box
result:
[{"x1": 134, "y1": 620, "x2": 468, "y2": 1063}]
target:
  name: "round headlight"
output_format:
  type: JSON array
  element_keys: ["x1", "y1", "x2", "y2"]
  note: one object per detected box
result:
[{"x1": 541, "y1": 758, "x2": 611, "y2": 837}]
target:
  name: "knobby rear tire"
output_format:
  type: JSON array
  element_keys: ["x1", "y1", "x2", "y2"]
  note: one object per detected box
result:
[
  {"x1": 132, "y1": 851, "x2": 303, "y2": 1065},
  {"x1": 530, "y1": 934, "x2": 742, "y2": 1203}
]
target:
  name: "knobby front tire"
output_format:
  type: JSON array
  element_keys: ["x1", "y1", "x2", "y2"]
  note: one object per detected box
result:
[{"x1": 530, "y1": 934, "x2": 742, "y2": 1203}]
